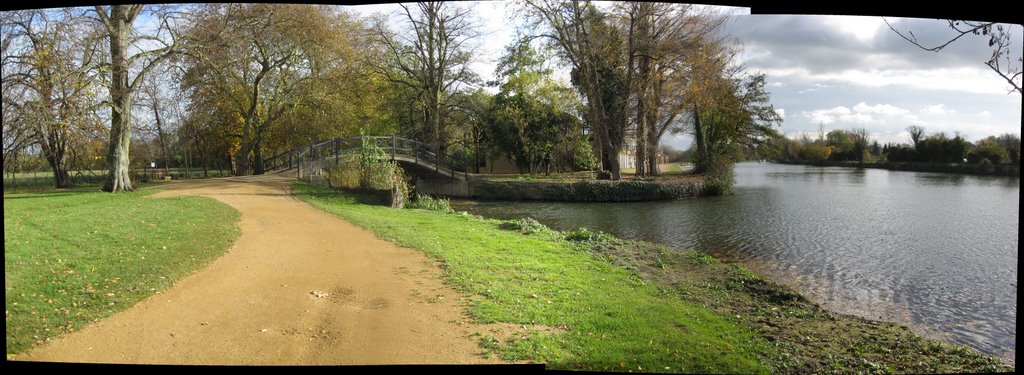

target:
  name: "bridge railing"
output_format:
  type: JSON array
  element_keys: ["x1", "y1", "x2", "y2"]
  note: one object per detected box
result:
[{"x1": 265, "y1": 135, "x2": 469, "y2": 181}]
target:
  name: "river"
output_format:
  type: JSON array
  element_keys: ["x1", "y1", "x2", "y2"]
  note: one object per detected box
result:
[{"x1": 452, "y1": 162, "x2": 1018, "y2": 362}]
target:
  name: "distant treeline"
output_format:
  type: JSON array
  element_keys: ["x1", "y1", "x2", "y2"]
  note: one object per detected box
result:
[{"x1": 769, "y1": 126, "x2": 1020, "y2": 171}]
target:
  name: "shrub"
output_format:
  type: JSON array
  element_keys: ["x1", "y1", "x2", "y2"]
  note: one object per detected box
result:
[
  {"x1": 800, "y1": 143, "x2": 832, "y2": 164},
  {"x1": 388, "y1": 167, "x2": 410, "y2": 209},
  {"x1": 700, "y1": 161, "x2": 735, "y2": 196},
  {"x1": 701, "y1": 176, "x2": 731, "y2": 196},
  {"x1": 978, "y1": 157, "x2": 994, "y2": 171},
  {"x1": 564, "y1": 227, "x2": 613, "y2": 242},
  {"x1": 323, "y1": 135, "x2": 410, "y2": 209},
  {"x1": 361, "y1": 161, "x2": 399, "y2": 190},
  {"x1": 967, "y1": 141, "x2": 1007, "y2": 165},
  {"x1": 573, "y1": 137, "x2": 600, "y2": 171},
  {"x1": 406, "y1": 193, "x2": 453, "y2": 213},
  {"x1": 325, "y1": 155, "x2": 360, "y2": 189},
  {"x1": 498, "y1": 217, "x2": 551, "y2": 235}
]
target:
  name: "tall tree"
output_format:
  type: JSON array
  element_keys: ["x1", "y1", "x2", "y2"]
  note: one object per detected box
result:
[
  {"x1": 373, "y1": 1, "x2": 479, "y2": 150},
  {"x1": 263, "y1": 11, "x2": 388, "y2": 155},
  {"x1": 907, "y1": 125, "x2": 925, "y2": 150},
  {"x1": 690, "y1": 61, "x2": 782, "y2": 178},
  {"x1": 3, "y1": 9, "x2": 103, "y2": 188},
  {"x1": 522, "y1": 0, "x2": 629, "y2": 179},
  {"x1": 181, "y1": 4, "x2": 347, "y2": 176},
  {"x1": 995, "y1": 133, "x2": 1020, "y2": 165},
  {"x1": 850, "y1": 127, "x2": 870, "y2": 164},
  {"x1": 94, "y1": 5, "x2": 179, "y2": 192},
  {"x1": 489, "y1": 41, "x2": 581, "y2": 174},
  {"x1": 617, "y1": 2, "x2": 726, "y2": 176},
  {"x1": 136, "y1": 67, "x2": 182, "y2": 176}
]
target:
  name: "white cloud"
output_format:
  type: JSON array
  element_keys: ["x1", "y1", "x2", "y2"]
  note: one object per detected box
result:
[
  {"x1": 775, "y1": 108, "x2": 786, "y2": 118},
  {"x1": 801, "y1": 102, "x2": 919, "y2": 126},
  {"x1": 853, "y1": 102, "x2": 913, "y2": 117},
  {"x1": 828, "y1": 15, "x2": 885, "y2": 42},
  {"x1": 802, "y1": 106, "x2": 855, "y2": 124},
  {"x1": 921, "y1": 104, "x2": 957, "y2": 115},
  {"x1": 762, "y1": 66, "x2": 1011, "y2": 95}
]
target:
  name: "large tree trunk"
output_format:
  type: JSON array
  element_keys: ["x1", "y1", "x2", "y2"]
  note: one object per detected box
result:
[
  {"x1": 693, "y1": 105, "x2": 707, "y2": 174},
  {"x1": 645, "y1": 80, "x2": 660, "y2": 176},
  {"x1": 252, "y1": 145, "x2": 265, "y2": 175},
  {"x1": 38, "y1": 109, "x2": 73, "y2": 189},
  {"x1": 152, "y1": 100, "x2": 170, "y2": 175},
  {"x1": 104, "y1": 113, "x2": 133, "y2": 191},
  {"x1": 645, "y1": 111, "x2": 660, "y2": 176},
  {"x1": 586, "y1": 83, "x2": 621, "y2": 180},
  {"x1": 235, "y1": 146, "x2": 250, "y2": 176},
  {"x1": 102, "y1": 6, "x2": 134, "y2": 192},
  {"x1": 634, "y1": 79, "x2": 648, "y2": 178},
  {"x1": 632, "y1": 4, "x2": 650, "y2": 178},
  {"x1": 43, "y1": 141, "x2": 72, "y2": 189},
  {"x1": 634, "y1": 68, "x2": 649, "y2": 177}
]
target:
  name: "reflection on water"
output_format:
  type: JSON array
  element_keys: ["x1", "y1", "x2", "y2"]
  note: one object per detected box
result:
[
  {"x1": 453, "y1": 162, "x2": 1018, "y2": 361},
  {"x1": 914, "y1": 172, "x2": 966, "y2": 186}
]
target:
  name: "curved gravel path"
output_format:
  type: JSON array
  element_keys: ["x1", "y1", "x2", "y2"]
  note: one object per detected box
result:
[{"x1": 15, "y1": 173, "x2": 501, "y2": 365}]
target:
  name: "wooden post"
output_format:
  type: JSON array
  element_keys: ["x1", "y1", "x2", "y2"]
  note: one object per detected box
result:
[
  {"x1": 435, "y1": 145, "x2": 440, "y2": 173},
  {"x1": 334, "y1": 137, "x2": 340, "y2": 166},
  {"x1": 391, "y1": 135, "x2": 396, "y2": 160}
]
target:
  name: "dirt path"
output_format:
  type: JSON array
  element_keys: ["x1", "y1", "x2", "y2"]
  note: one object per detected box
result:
[{"x1": 15, "y1": 173, "x2": 504, "y2": 365}]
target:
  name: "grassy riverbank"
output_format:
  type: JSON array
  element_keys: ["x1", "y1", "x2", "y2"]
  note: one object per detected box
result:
[
  {"x1": 293, "y1": 181, "x2": 767, "y2": 373},
  {"x1": 293, "y1": 181, "x2": 1011, "y2": 373},
  {"x1": 4, "y1": 185, "x2": 241, "y2": 355}
]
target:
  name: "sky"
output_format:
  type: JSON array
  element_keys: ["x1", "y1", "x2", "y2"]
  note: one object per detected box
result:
[{"x1": 346, "y1": 2, "x2": 1022, "y2": 150}]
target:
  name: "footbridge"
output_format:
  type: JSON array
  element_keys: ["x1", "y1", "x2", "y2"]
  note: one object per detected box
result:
[{"x1": 262, "y1": 136, "x2": 471, "y2": 183}]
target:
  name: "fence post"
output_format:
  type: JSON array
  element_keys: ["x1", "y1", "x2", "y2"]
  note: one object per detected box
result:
[
  {"x1": 391, "y1": 135, "x2": 396, "y2": 160},
  {"x1": 334, "y1": 137, "x2": 340, "y2": 166}
]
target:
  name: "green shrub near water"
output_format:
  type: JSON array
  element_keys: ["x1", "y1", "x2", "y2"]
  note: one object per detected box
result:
[
  {"x1": 564, "y1": 227, "x2": 613, "y2": 242},
  {"x1": 324, "y1": 135, "x2": 410, "y2": 208},
  {"x1": 406, "y1": 193, "x2": 454, "y2": 213},
  {"x1": 326, "y1": 155, "x2": 361, "y2": 189},
  {"x1": 700, "y1": 161, "x2": 735, "y2": 196},
  {"x1": 497, "y1": 217, "x2": 554, "y2": 236}
]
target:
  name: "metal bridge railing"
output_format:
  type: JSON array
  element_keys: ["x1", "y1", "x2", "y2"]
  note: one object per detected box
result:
[{"x1": 263, "y1": 136, "x2": 470, "y2": 182}]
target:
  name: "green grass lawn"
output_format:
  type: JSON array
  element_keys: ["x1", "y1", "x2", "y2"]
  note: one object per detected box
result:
[
  {"x1": 4, "y1": 186, "x2": 240, "y2": 355},
  {"x1": 292, "y1": 181, "x2": 770, "y2": 373}
]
